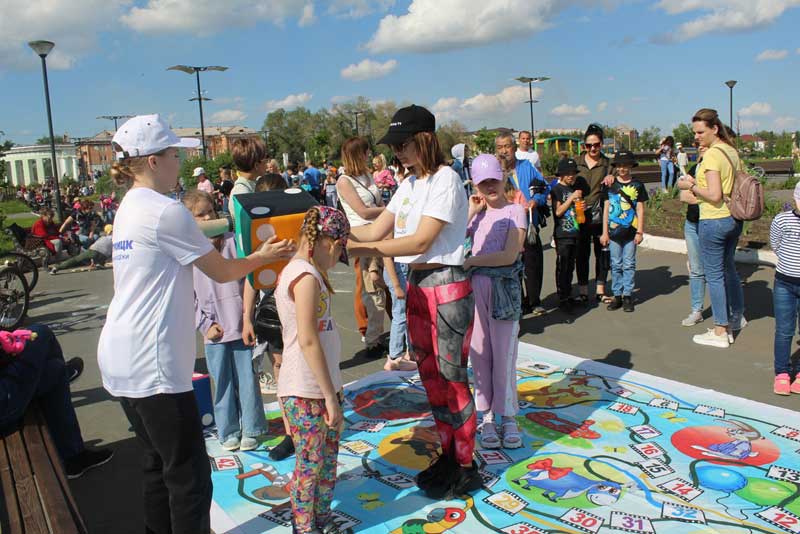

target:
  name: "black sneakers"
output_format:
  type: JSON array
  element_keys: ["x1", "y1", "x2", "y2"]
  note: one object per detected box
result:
[
  {"x1": 607, "y1": 296, "x2": 623, "y2": 311},
  {"x1": 65, "y1": 448, "x2": 114, "y2": 479},
  {"x1": 66, "y1": 357, "x2": 84, "y2": 384},
  {"x1": 416, "y1": 453, "x2": 454, "y2": 490},
  {"x1": 425, "y1": 461, "x2": 482, "y2": 500},
  {"x1": 268, "y1": 434, "x2": 295, "y2": 461},
  {"x1": 623, "y1": 296, "x2": 635, "y2": 312}
]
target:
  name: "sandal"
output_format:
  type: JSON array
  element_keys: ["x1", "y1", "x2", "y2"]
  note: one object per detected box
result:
[
  {"x1": 479, "y1": 421, "x2": 501, "y2": 449},
  {"x1": 596, "y1": 294, "x2": 614, "y2": 304},
  {"x1": 384, "y1": 356, "x2": 417, "y2": 372},
  {"x1": 501, "y1": 419, "x2": 523, "y2": 449}
]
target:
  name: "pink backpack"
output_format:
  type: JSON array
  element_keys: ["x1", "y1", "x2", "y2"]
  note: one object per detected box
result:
[{"x1": 713, "y1": 146, "x2": 764, "y2": 221}]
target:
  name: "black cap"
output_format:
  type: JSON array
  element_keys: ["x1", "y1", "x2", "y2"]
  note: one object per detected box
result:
[
  {"x1": 612, "y1": 150, "x2": 638, "y2": 168},
  {"x1": 556, "y1": 157, "x2": 579, "y2": 176},
  {"x1": 378, "y1": 105, "x2": 435, "y2": 146}
]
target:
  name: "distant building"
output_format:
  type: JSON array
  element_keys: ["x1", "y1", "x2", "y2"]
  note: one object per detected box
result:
[
  {"x1": 76, "y1": 130, "x2": 115, "y2": 176},
  {"x1": 2, "y1": 144, "x2": 79, "y2": 187},
  {"x1": 616, "y1": 125, "x2": 639, "y2": 149},
  {"x1": 172, "y1": 126, "x2": 262, "y2": 159},
  {"x1": 740, "y1": 134, "x2": 766, "y2": 152}
]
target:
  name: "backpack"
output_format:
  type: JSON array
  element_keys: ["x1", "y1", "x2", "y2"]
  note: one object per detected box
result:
[{"x1": 713, "y1": 146, "x2": 764, "y2": 221}]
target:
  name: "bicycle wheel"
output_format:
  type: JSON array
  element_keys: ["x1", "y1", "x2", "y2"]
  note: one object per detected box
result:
[
  {"x1": 0, "y1": 251, "x2": 39, "y2": 292},
  {"x1": 0, "y1": 266, "x2": 29, "y2": 331}
]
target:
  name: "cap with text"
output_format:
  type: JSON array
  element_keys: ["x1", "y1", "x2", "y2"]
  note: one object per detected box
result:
[{"x1": 378, "y1": 105, "x2": 435, "y2": 146}]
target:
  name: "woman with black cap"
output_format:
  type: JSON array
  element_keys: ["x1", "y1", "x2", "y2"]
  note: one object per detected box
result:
[{"x1": 347, "y1": 105, "x2": 480, "y2": 500}]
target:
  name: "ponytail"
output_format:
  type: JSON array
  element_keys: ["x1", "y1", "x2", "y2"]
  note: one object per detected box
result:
[{"x1": 300, "y1": 207, "x2": 335, "y2": 294}]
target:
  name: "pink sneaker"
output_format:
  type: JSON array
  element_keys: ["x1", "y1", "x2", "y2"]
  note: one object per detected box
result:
[
  {"x1": 791, "y1": 377, "x2": 800, "y2": 395},
  {"x1": 774, "y1": 373, "x2": 791, "y2": 396}
]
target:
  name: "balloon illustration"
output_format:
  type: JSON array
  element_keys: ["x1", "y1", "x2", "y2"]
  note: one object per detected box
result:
[{"x1": 696, "y1": 466, "x2": 747, "y2": 492}]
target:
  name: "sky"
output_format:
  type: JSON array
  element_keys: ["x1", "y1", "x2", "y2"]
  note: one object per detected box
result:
[{"x1": 2, "y1": 0, "x2": 800, "y2": 145}]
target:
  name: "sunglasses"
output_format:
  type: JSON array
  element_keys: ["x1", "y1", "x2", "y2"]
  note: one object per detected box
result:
[{"x1": 584, "y1": 142, "x2": 602, "y2": 149}]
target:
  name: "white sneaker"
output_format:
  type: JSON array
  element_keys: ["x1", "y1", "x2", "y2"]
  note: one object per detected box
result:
[
  {"x1": 681, "y1": 311, "x2": 703, "y2": 327},
  {"x1": 693, "y1": 329, "x2": 730, "y2": 348},
  {"x1": 240, "y1": 437, "x2": 260, "y2": 451}
]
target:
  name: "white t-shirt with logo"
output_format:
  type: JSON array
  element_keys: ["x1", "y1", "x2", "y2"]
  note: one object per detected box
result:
[
  {"x1": 386, "y1": 166, "x2": 467, "y2": 265},
  {"x1": 516, "y1": 149, "x2": 541, "y2": 170},
  {"x1": 97, "y1": 187, "x2": 214, "y2": 398}
]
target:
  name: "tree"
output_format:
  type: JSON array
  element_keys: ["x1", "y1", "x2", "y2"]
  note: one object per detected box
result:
[
  {"x1": 436, "y1": 120, "x2": 468, "y2": 159},
  {"x1": 472, "y1": 128, "x2": 496, "y2": 154},
  {"x1": 672, "y1": 123, "x2": 694, "y2": 147},
  {"x1": 637, "y1": 126, "x2": 662, "y2": 151},
  {"x1": 0, "y1": 137, "x2": 13, "y2": 186},
  {"x1": 35, "y1": 134, "x2": 68, "y2": 145}
]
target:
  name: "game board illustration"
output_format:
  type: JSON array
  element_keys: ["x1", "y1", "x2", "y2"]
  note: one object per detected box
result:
[{"x1": 208, "y1": 343, "x2": 800, "y2": 534}]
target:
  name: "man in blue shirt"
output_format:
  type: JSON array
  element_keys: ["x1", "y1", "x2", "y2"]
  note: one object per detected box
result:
[
  {"x1": 496, "y1": 132, "x2": 551, "y2": 316},
  {"x1": 303, "y1": 161, "x2": 323, "y2": 201}
]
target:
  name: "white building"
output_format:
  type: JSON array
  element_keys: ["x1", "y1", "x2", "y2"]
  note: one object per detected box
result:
[{"x1": 1, "y1": 144, "x2": 79, "y2": 187}]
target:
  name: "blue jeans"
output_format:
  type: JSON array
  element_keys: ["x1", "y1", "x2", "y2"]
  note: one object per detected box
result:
[
  {"x1": 684, "y1": 219, "x2": 706, "y2": 313},
  {"x1": 773, "y1": 277, "x2": 800, "y2": 376},
  {"x1": 384, "y1": 262, "x2": 409, "y2": 359},
  {"x1": 609, "y1": 238, "x2": 636, "y2": 297},
  {"x1": 699, "y1": 217, "x2": 744, "y2": 327},
  {"x1": 660, "y1": 159, "x2": 675, "y2": 189},
  {"x1": 204, "y1": 339, "x2": 267, "y2": 442},
  {"x1": 0, "y1": 324, "x2": 84, "y2": 460},
  {"x1": 78, "y1": 233, "x2": 97, "y2": 249}
]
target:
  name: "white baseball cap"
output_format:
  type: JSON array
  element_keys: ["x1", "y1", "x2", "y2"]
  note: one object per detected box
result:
[
  {"x1": 112, "y1": 114, "x2": 200, "y2": 160},
  {"x1": 192, "y1": 167, "x2": 206, "y2": 177}
]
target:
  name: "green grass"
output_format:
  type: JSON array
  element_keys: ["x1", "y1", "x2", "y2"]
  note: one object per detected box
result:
[{"x1": 0, "y1": 200, "x2": 35, "y2": 215}]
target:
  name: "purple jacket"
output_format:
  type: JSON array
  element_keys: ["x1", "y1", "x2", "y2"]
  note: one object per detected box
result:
[{"x1": 193, "y1": 233, "x2": 245, "y2": 344}]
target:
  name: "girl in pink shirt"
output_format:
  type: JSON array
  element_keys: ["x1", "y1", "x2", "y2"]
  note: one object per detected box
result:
[{"x1": 276, "y1": 206, "x2": 350, "y2": 534}]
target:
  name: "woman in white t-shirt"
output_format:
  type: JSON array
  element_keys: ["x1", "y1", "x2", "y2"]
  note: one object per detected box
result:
[
  {"x1": 336, "y1": 137, "x2": 387, "y2": 358},
  {"x1": 97, "y1": 115, "x2": 295, "y2": 534},
  {"x1": 347, "y1": 105, "x2": 479, "y2": 500}
]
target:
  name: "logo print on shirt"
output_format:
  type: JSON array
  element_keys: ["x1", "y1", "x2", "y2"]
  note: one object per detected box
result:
[{"x1": 113, "y1": 240, "x2": 134, "y2": 251}]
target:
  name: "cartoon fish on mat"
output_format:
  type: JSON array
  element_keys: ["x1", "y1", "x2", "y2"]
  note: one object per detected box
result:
[{"x1": 390, "y1": 498, "x2": 472, "y2": 534}]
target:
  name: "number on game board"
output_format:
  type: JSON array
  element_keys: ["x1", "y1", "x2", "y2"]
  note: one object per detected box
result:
[
  {"x1": 757, "y1": 508, "x2": 800, "y2": 534},
  {"x1": 570, "y1": 513, "x2": 597, "y2": 527}
]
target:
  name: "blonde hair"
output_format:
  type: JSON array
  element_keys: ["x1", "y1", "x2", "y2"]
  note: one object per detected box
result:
[
  {"x1": 372, "y1": 153, "x2": 387, "y2": 172},
  {"x1": 109, "y1": 145, "x2": 167, "y2": 188},
  {"x1": 300, "y1": 207, "x2": 335, "y2": 294},
  {"x1": 407, "y1": 131, "x2": 445, "y2": 177},
  {"x1": 182, "y1": 190, "x2": 216, "y2": 214},
  {"x1": 341, "y1": 137, "x2": 370, "y2": 178}
]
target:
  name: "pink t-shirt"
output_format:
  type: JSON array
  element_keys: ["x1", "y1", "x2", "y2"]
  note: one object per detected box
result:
[
  {"x1": 468, "y1": 202, "x2": 527, "y2": 256},
  {"x1": 197, "y1": 180, "x2": 214, "y2": 195},
  {"x1": 276, "y1": 259, "x2": 342, "y2": 399}
]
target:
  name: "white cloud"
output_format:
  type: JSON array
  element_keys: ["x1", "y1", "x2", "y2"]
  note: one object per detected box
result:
[
  {"x1": 756, "y1": 48, "x2": 789, "y2": 61},
  {"x1": 341, "y1": 59, "x2": 397, "y2": 81},
  {"x1": 653, "y1": 0, "x2": 800, "y2": 43},
  {"x1": 330, "y1": 95, "x2": 352, "y2": 104},
  {"x1": 213, "y1": 96, "x2": 244, "y2": 106},
  {"x1": 774, "y1": 116, "x2": 798, "y2": 129},
  {"x1": 739, "y1": 102, "x2": 772, "y2": 116},
  {"x1": 366, "y1": 0, "x2": 571, "y2": 54},
  {"x1": 264, "y1": 92, "x2": 312, "y2": 111},
  {"x1": 432, "y1": 85, "x2": 540, "y2": 122},
  {"x1": 299, "y1": 4, "x2": 316, "y2": 27},
  {"x1": 739, "y1": 119, "x2": 761, "y2": 132},
  {"x1": 328, "y1": 0, "x2": 395, "y2": 18},
  {"x1": 209, "y1": 109, "x2": 248, "y2": 124},
  {"x1": 121, "y1": 0, "x2": 314, "y2": 34},
  {"x1": 597, "y1": 101, "x2": 608, "y2": 112},
  {"x1": 550, "y1": 104, "x2": 591, "y2": 117},
  {"x1": 0, "y1": 0, "x2": 129, "y2": 70}
]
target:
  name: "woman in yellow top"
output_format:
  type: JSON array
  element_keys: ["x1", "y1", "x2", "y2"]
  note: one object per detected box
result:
[{"x1": 677, "y1": 109, "x2": 745, "y2": 349}]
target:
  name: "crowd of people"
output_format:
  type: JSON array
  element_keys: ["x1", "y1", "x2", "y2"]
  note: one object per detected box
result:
[{"x1": 1, "y1": 102, "x2": 797, "y2": 534}]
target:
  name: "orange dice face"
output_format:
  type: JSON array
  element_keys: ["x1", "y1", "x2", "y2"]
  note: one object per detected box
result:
[{"x1": 232, "y1": 189, "x2": 318, "y2": 289}]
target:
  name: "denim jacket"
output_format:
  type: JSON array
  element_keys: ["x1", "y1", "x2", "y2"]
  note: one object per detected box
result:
[{"x1": 469, "y1": 259, "x2": 524, "y2": 321}]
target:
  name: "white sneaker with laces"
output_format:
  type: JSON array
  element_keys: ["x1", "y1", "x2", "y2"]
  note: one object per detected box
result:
[
  {"x1": 681, "y1": 311, "x2": 703, "y2": 327},
  {"x1": 693, "y1": 329, "x2": 729, "y2": 348}
]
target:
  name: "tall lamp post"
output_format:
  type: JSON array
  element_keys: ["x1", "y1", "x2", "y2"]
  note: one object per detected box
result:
[
  {"x1": 351, "y1": 110, "x2": 367, "y2": 136},
  {"x1": 167, "y1": 65, "x2": 228, "y2": 159},
  {"x1": 725, "y1": 80, "x2": 737, "y2": 133},
  {"x1": 97, "y1": 114, "x2": 133, "y2": 131},
  {"x1": 515, "y1": 76, "x2": 549, "y2": 139},
  {"x1": 29, "y1": 40, "x2": 64, "y2": 221}
]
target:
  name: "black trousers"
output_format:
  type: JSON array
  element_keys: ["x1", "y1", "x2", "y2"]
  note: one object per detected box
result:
[
  {"x1": 577, "y1": 224, "x2": 607, "y2": 289},
  {"x1": 555, "y1": 238, "x2": 578, "y2": 300},
  {"x1": 522, "y1": 231, "x2": 543, "y2": 307},
  {"x1": 120, "y1": 392, "x2": 212, "y2": 534}
]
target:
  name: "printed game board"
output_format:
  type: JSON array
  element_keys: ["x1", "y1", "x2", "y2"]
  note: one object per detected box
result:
[{"x1": 209, "y1": 342, "x2": 800, "y2": 534}]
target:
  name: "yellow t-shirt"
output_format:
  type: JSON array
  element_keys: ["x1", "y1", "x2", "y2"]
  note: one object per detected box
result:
[{"x1": 697, "y1": 142, "x2": 740, "y2": 220}]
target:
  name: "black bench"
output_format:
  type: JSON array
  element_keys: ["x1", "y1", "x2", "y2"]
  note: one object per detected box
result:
[{"x1": 0, "y1": 406, "x2": 87, "y2": 533}]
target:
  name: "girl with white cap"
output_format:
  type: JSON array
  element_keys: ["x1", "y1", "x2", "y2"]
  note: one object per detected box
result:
[{"x1": 97, "y1": 114, "x2": 295, "y2": 533}]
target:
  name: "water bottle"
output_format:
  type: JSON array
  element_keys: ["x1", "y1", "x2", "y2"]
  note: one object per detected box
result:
[{"x1": 601, "y1": 244, "x2": 611, "y2": 272}]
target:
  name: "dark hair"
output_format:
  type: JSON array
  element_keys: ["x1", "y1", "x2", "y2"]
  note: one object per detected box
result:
[
  {"x1": 231, "y1": 138, "x2": 267, "y2": 172},
  {"x1": 663, "y1": 136, "x2": 675, "y2": 147},
  {"x1": 584, "y1": 123, "x2": 604, "y2": 142},
  {"x1": 255, "y1": 173, "x2": 288, "y2": 192},
  {"x1": 692, "y1": 108, "x2": 736, "y2": 147},
  {"x1": 406, "y1": 131, "x2": 445, "y2": 177}
]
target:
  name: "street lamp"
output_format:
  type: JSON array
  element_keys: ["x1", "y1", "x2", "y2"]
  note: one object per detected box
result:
[
  {"x1": 351, "y1": 110, "x2": 367, "y2": 136},
  {"x1": 515, "y1": 76, "x2": 549, "y2": 139},
  {"x1": 97, "y1": 115, "x2": 133, "y2": 131},
  {"x1": 167, "y1": 65, "x2": 228, "y2": 159},
  {"x1": 725, "y1": 80, "x2": 737, "y2": 133},
  {"x1": 29, "y1": 40, "x2": 64, "y2": 221}
]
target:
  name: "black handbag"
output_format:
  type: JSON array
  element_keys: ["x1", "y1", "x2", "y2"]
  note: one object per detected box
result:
[{"x1": 253, "y1": 291, "x2": 283, "y2": 348}]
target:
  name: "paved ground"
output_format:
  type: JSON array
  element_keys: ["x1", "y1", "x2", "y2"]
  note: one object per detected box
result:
[{"x1": 24, "y1": 223, "x2": 797, "y2": 533}]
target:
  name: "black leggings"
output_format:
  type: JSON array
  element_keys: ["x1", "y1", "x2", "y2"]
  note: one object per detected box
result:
[{"x1": 577, "y1": 225, "x2": 607, "y2": 288}]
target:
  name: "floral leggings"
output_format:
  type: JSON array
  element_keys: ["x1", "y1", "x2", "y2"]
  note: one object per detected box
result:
[{"x1": 282, "y1": 395, "x2": 343, "y2": 533}]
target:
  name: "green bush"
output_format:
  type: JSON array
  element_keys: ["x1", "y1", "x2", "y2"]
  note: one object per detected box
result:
[{"x1": 540, "y1": 152, "x2": 560, "y2": 176}]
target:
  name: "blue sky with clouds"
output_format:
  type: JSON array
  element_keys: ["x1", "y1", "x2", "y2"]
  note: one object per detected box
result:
[{"x1": 2, "y1": 0, "x2": 799, "y2": 145}]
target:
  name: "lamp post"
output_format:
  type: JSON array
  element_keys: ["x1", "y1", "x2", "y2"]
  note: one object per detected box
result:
[
  {"x1": 97, "y1": 115, "x2": 133, "y2": 131},
  {"x1": 29, "y1": 40, "x2": 64, "y2": 221},
  {"x1": 168, "y1": 65, "x2": 229, "y2": 159},
  {"x1": 725, "y1": 80, "x2": 737, "y2": 133},
  {"x1": 515, "y1": 76, "x2": 549, "y2": 139},
  {"x1": 351, "y1": 110, "x2": 367, "y2": 136}
]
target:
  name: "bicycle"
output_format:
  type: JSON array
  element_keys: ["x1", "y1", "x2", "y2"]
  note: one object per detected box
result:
[
  {"x1": 0, "y1": 251, "x2": 38, "y2": 292},
  {"x1": 0, "y1": 264, "x2": 29, "y2": 330}
]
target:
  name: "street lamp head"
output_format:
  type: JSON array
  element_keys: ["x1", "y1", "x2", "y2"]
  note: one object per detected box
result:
[
  {"x1": 205, "y1": 66, "x2": 229, "y2": 72},
  {"x1": 167, "y1": 65, "x2": 197, "y2": 74},
  {"x1": 515, "y1": 76, "x2": 534, "y2": 83},
  {"x1": 533, "y1": 76, "x2": 550, "y2": 82},
  {"x1": 725, "y1": 80, "x2": 738, "y2": 89},
  {"x1": 28, "y1": 40, "x2": 55, "y2": 57}
]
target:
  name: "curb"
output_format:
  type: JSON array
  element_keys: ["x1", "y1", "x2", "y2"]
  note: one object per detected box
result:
[{"x1": 640, "y1": 234, "x2": 777, "y2": 267}]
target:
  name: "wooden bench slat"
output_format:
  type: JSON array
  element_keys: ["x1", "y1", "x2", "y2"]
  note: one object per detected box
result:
[
  {"x1": 23, "y1": 411, "x2": 80, "y2": 534},
  {"x1": 1, "y1": 434, "x2": 24, "y2": 533},
  {"x1": 5, "y1": 429, "x2": 49, "y2": 533},
  {"x1": 34, "y1": 411, "x2": 87, "y2": 534}
]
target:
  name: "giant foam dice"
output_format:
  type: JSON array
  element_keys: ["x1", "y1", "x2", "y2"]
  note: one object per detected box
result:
[{"x1": 232, "y1": 189, "x2": 318, "y2": 289}]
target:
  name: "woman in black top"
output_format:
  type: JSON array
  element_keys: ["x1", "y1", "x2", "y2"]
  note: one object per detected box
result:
[{"x1": 679, "y1": 144, "x2": 706, "y2": 326}]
